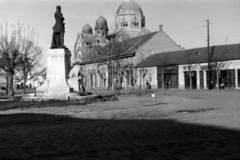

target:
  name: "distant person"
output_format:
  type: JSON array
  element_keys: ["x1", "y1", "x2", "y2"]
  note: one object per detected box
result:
[
  {"x1": 29, "y1": 83, "x2": 32, "y2": 89},
  {"x1": 220, "y1": 77, "x2": 225, "y2": 89},
  {"x1": 77, "y1": 72, "x2": 85, "y2": 93},
  {"x1": 81, "y1": 84, "x2": 85, "y2": 93},
  {"x1": 165, "y1": 77, "x2": 170, "y2": 89},
  {"x1": 146, "y1": 81, "x2": 151, "y2": 89}
]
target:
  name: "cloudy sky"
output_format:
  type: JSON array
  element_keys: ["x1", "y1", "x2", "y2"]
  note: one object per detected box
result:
[{"x1": 0, "y1": 0, "x2": 239, "y2": 64}]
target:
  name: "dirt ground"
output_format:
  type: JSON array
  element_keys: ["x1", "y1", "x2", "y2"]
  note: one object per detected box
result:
[{"x1": 0, "y1": 89, "x2": 239, "y2": 159}]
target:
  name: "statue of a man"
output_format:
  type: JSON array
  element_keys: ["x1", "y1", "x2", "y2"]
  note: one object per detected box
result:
[{"x1": 51, "y1": 5, "x2": 65, "y2": 48}]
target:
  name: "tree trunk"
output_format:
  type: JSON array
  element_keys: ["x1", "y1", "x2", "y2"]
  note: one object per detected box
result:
[
  {"x1": 108, "y1": 60, "x2": 111, "y2": 90},
  {"x1": 5, "y1": 74, "x2": 8, "y2": 94},
  {"x1": 7, "y1": 70, "x2": 14, "y2": 99},
  {"x1": 143, "y1": 75, "x2": 145, "y2": 89},
  {"x1": 108, "y1": 70, "x2": 110, "y2": 90},
  {"x1": 139, "y1": 71, "x2": 142, "y2": 90},
  {"x1": 23, "y1": 70, "x2": 27, "y2": 94},
  {"x1": 115, "y1": 59, "x2": 120, "y2": 96},
  {"x1": 189, "y1": 70, "x2": 192, "y2": 89},
  {"x1": 117, "y1": 61, "x2": 121, "y2": 95}
]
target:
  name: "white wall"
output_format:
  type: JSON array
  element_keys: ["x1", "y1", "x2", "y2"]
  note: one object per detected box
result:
[{"x1": 136, "y1": 67, "x2": 157, "y2": 89}]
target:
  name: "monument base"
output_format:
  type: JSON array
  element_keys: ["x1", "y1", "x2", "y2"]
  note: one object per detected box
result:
[
  {"x1": 22, "y1": 49, "x2": 96, "y2": 101},
  {"x1": 37, "y1": 48, "x2": 72, "y2": 96}
]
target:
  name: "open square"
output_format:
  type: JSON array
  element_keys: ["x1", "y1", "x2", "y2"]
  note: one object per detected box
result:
[{"x1": 0, "y1": 89, "x2": 240, "y2": 160}]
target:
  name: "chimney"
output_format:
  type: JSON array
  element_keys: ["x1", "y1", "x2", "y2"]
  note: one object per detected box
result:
[{"x1": 159, "y1": 25, "x2": 163, "y2": 31}]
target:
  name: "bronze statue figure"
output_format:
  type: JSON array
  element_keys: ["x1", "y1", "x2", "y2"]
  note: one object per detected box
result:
[{"x1": 51, "y1": 5, "x2": 66, "y2": 48}]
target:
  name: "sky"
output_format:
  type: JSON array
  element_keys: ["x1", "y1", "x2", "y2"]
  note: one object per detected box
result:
[{"x1": 0, "y1": 0, "x2": 240, "y2": 65}]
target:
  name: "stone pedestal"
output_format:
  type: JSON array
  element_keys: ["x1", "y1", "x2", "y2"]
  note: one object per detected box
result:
[{"x1": 37, "y1": 48, "x2": 72, "y2": 96}]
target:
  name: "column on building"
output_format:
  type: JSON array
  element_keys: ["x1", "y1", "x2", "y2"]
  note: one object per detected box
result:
[
  {"x1": 97, "y1": 73, "x2": 101, "y2": 89},
  {"x1": 106, "y1": 68, "x2": 109, "y2": 89},
  {"x1": 178, "y1": 65, "x2": 185, "y2": 89},
  {"x1": 196, "y1": 65, "x2": 200, "y2": 89},
  {"x1": 123, "y1": 71, "x2": 127, "y2": 89},
  {"x1": 93, "y1": 73, "x2": 96, "y2": 89},
  {"x1": 235, "y1": 68, "x2": 238, "y2": 89},
  {"x1": 203, "y1": 71, "x2": 207, "y2": 89},
  {"x1": 129, "y1": 70, "x2": 133, "y2": 89},
  {"x1": 88, "y1": 74, "x2": 91, "y2": 89}
]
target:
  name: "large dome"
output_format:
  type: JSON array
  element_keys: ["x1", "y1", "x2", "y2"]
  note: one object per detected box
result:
[
  {"x1": 82, "y1": 24, "x2": 93, "y2": 34},
  {"x1": 116, "y1": 0, "x2": 143, "y2": 16},
  {"x1": 96, "y1": 16, "x2": 107, "y2": 26}
]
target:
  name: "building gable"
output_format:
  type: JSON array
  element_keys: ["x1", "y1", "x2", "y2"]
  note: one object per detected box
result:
[{"x1": 134, "y1": 30, "x2": 181, "y2": 65}]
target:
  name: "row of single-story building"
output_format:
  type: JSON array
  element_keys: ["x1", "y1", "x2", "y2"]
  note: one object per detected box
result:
[{"x1": 136, "y1": 43, "x2": 240, "y2": 89}]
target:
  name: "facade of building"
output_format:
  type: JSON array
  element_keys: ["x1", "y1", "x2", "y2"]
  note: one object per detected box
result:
[
  {"x1": 74, "y1": 0, "x2": 181, "y2": 90},
  {"x1": 73, "y1": 0, "x2": 152, "y2": 63},
  {"x1": 137, "y1": 43, "x2": 240, "y2": 89}
]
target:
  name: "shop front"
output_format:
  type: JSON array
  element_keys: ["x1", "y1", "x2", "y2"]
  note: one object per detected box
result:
[
  {"x1": 201, "y1": 65, "x2": 236, "y2": 89},
  {"x1": 157, "y1": 65, "x2": 178, "y2": 89}
]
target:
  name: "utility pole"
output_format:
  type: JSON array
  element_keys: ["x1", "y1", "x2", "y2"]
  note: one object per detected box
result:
[{"x1": 207, "y1": 19, "x2": 211, "y2": 90}]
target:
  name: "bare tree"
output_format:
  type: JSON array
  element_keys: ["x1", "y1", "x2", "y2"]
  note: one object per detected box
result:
[
  {"x1": 139, "y1": 68, "x2": 148, "y2": 89},
  {"x1": 90, "y1": 40, "x2": 129, "y2": 95},
  {"x1": 183, "y1": 54, "x2": 196, "y2": 89},
  {"x1": 0, "y1": 22, "x2": 42, "y2": 98},
  {"x1": 209, "y1": 47, "x2": 230, "y2": 90},
  {"x1": 212, "y1": 61, "x2": 228, "y2": 90},
  {"x1": 137, "y1": 53, "x2": 149, "y2": 90},
  {"x1": 0, "y1": 22, "x2": 24, "y2": 98},
  {"x1": 121, "y1": 61, "x2": 134, "y2": 90},
  {"x1": 19, "y1": 26, "x2": 43, "y2": 94}
]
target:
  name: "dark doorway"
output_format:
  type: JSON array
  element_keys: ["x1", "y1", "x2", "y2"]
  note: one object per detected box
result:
[
  {"x1": 157, "y1": 73, "x2": 178, "y2": 89},
  {"x1": 200, "y1": 71, "x2": 204, "y2": 89},
  {"x1": 184, "y1": 71, "x2": 197, "y2": 89},
  {"x1": 207, "y1": 70, "x2": 235, "y2": 89},
  {"x1": 222, "y1": 69, "x2": 235, "y2": 89},
  {"x1": 157, "y1": 65, "x2": 178, "y2": 89}
]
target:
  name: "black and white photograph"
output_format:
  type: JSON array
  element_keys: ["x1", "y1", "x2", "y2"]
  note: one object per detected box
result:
[{"x1": 0, "y1": 0, "x2": 240, "y2": 159}]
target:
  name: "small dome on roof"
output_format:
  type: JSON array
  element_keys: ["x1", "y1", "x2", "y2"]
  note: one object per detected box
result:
[
  {"x1": 82, "y1": 24, "x2": 93, "y2": 34},
  {"x1": 96, "y1": 16, "x2": 108, "y2": 26},
  {"x1": 116, "y1": 0, "x2": 143, "y2": 16}
]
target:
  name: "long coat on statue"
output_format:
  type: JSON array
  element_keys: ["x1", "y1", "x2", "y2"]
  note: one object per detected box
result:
[{"x1": 52, "y1": 11, "x2": 64, "y2": 33}]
